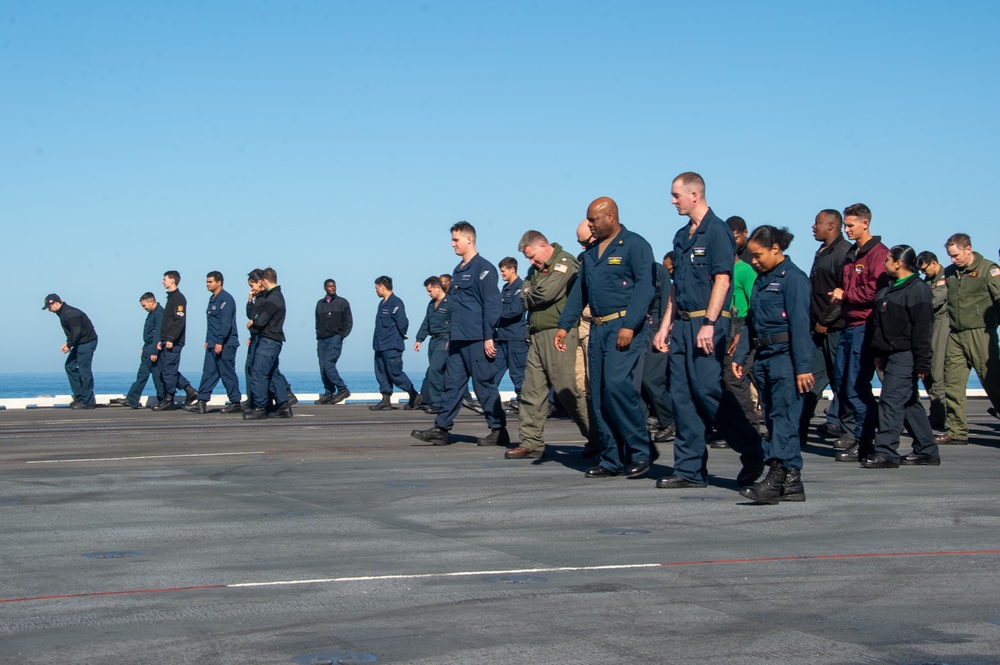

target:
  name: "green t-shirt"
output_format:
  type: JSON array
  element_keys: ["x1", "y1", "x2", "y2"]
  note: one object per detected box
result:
[{"x1": 730, "y1": 259, "x2": 756, "y2": 318}]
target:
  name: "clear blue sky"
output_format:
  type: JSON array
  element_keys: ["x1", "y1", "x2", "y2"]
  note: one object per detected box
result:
[{"x1": 4, "y1": 1, "x2": 998, "y2": 376}]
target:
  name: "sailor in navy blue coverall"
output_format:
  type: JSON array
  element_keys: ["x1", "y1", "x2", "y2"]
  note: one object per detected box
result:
[
  {"x1": 653, "y1": 173, "x2": 764, "y2": 489},
  {"x1": 733, "y1": 226, "x2": 814, "y2": 503},
  {"x1": 556, "y1": 197, "x2": 656, "y2": 479}
]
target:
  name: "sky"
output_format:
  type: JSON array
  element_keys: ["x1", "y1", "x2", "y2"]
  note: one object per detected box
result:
[{"x1": 3, "y1": 0, "x2": 999, "y2": 377}]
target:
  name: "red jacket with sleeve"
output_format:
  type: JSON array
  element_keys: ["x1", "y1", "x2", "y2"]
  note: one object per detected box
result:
[{"x1": 841, "y1": 235, "x2": 891, "y2": 326}]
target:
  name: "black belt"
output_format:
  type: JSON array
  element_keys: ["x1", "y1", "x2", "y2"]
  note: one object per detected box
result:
[
  {"x1": 430, "y1": 333, "x2": 450, "y2": 339},
  {"x1": 752, "y1": 332, "x2": 790, "y2": 350}
]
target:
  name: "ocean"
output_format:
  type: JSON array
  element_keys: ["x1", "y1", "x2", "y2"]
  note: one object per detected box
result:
[{"x1": 0, "y1": 371, "x2": 518, "y2": 399}]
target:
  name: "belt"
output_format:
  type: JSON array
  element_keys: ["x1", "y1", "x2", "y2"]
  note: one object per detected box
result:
[
  {"x1": 752, "y1": 332, "x2": 790, "y2": 350},
  {"x1": 592, "y1": 310, "x2": 626, "y2": 325},
  {"x1": 430, "y1": 333, "x2": 450, "y2": 339},
  {"x1": 677, "y1": 309, "x2": 732, "y2": 321}
]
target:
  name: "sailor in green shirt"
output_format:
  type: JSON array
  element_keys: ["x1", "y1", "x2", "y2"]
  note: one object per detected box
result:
[{"x1": 935, "y1": 233, "x2": 1000, "y2": 445}]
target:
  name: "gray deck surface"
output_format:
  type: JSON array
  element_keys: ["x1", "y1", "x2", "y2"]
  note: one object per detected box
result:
[{"x1": 2, "y1": 400, "x2": 999, "y2": 665}]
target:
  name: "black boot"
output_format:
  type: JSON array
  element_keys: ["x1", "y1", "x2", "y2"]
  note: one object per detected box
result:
[
  {"x1": 274, "y1": 401, "x2": 293, "y2": 418},
  {"x1": 781, "y1": 468, "x2": 806, "y2": 502},
  {"x1": 740, "y1": 461, "x2": 787, "y2": 505},
  {"x1": 287, "y1": 389, "x2": 299, "y2": 406},
  {"x1": 835, "y1": 441, "x2": 860, "y2": 462},
  {"x1": 183, "y1": 400, "x2": 208, "y2": 414},
  {"x1": 330, "y1": 389, "x2": 351, "y2": 405},
  {"x1": 151, "y1": 394, "x2": 176, "y2": 411},
  {"x1": 242, "y1": 407, "x2": 267, "y2": 420},
  {"x1": 316, "y1": 392, "x2": 334, "y2": 405},
  {"x1": 183, "y1": 386, "x2": 199, "y2": 406},
  {"x1": 219, "y1": 401, "x2": 242, "y2": 414},
  {"x1": 404, "y1": 388, "x2": 422, "y2": 410},
  {"x1": 411, "y1": 426, "x2": 450, "y2": 445},
  {"x1": 476, "y1": 427, "x2": 511, "y2": 447},
  {"x1": 369, "y1": 394, "x2": 392, "y2": 411}
]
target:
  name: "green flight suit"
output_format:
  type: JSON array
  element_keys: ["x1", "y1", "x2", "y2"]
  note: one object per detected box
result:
[
  {"x1": 519, "y1": 243, "x2": 593, "y2": 452},
  {"x1": 943, "y1": 252, "x2": 1000, "y2": 439},
  {"x1": 923, "y1": 273, "x2": 949, "y2": 427}
]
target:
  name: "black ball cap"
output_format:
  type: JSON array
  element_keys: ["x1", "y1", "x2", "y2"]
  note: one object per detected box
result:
[{"x1": 42, "y1": 293, "x2": 62, "y2": 310}]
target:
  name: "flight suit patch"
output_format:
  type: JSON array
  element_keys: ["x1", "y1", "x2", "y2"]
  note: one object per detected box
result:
[
  {"x1": 478, "y1": 270, "x2": 490, "y2": 280},
  {"x1": 554, "y1": 263, "x2": 568, "y2": 273},
  {"x1": 968, "y1": 270, "x2": 979, "y2": 278},
  {"x1": 608, "y1": 257, "x2": 622, "y2": 265},
  {"x1": 991, "y1": 268, "x2": 1000, "y2": 277}
]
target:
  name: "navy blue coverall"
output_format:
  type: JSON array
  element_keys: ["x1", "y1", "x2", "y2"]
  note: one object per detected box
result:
[
  {"x1": 434, "y1": 253, "x2": 505, "y2": 431},
  {"x1": 735, "y1": 258, "x2": 814, "y2": 471},
  {"x1": 558, "y1": 226, "x2": 656, "y2": 474},
  {"x1": 196, "y1": 289, "x2": 241, "y2": 403},
  {"x1": 416, "y1": 295, "x2": 450, "y2": 409},
  {"x1": 373, "y1": 292, "x2": 416, "y2": 395},
  {"x1": 126, "y1": 303, "x2": 165, "y2": 407},
  {"x1": 495, "y1": 277, "x2": 527, "y2": 401},
  {"x1": 668, "y1": 209, "x2": 764, "y2": 486}
]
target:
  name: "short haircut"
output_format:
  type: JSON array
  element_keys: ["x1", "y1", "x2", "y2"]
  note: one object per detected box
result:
[
  {"x1": 518, "y1": 230, "x2": 548, "y2": 252},
  {"x1": 423, "y1": 276, "x2": 442, "y2": 289},
  {"x1": 450, "y1": 221, "x2": 476, "y2": 238},
  {"x1": 247, "y1": 268, "x2": 264, "y2": 282},
  {"x1": 945, "y1": 233, "x2": 972, "y2": 249},
  {"x1": 499, "y1": 257, "x2": 518, "y2": 271},
  {"x1": 163, "y1": 270, "x2": 181, "y2": 284},
  {"x1": 888, "y1": 245, "x2": 918, "y2": 272},
  {"x1": 439, "y1": 274, "x2": 451, "y2": 282},
  {"x1": 674, "y1": 171, "x2": 706, "y2": 195},
  {"x1": 819, "y1": 209, "x2": 843, "y2": 228},
  {"x1": 262, "y1": 267, "x2": 278, "y2": 283},
  {"x1": 916, "y1": 251, "x2": 938, "y2": 267},
  {"x1": 206, "y1": 270, "x2": 224, "y2": 284},
  {"x1": 843, "y1": 203, "x2": 872, "y2": 222},
  {"x1": 375, "y1": 275, "x2": 393, "y2": 290},
  {"x1": 725, "y1": 216, "x2": 747, "y2": 233},
  {"x1": 748, "y1": 225, "x2": 795, "y2": 251},
  {"x1": 140, "y1": 292, "x2": 156, "y2": 302},
  {"x1": 324, "y1": 278, "x2": 336, "y2": 286}
]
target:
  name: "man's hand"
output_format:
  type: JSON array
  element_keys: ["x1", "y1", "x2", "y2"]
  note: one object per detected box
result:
[
  {"x1": 157, "y1": 341, "x2": 163, "y2": 351},
  {"x1": 414, "y1": 341, "x2": 422, "y2": 352},
  {"x1": 554, "y1": 329, "x2": 568, "y2": 352},
  {"x1": 616, "y1": 328, "x2": 634, "y2": 351},
  {"x1": 796, "y1": 372, "x2": 816, "y2": 394},
  {"x1": 696, "y1": 325, "x2": 715, "y2": 354},
  {"x1": 150, "y1": 354, "x2": 158, "y2": 362},
  {"x1": 165, "y1": 341, "x2": 174, "y2": 350},
  {"x1": 214, "y1": 343, "x2": 223, "y2": 355},
  {"x1": 204, "y1": 343, "x2": 209, "y2": 350},
  {"x1": 732, "y1": 361, "x2": 743, "y2": 379},
  {"x1": 653, "y1": 326, "x2": 671, "y2": 353},
  {"x1": 814, "y1": 323, "x2": 828, "y2": 334},
  {"x1": 829, "y1": 288, "x2": 844, "y2": 303},
  {"x1": 246, "y1": 321, "x2": 253, "y2": 329},
  {"x1": 484, "y1": 339, "x2": 496, "y2": 359},
  {"x1": 60, "y1": 343, "x2": 70, "y2": 354}
]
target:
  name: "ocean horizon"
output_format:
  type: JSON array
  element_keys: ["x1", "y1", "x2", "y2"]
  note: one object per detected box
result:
[
  {"x1": 0, "y1": 371, "x2": 517, "y2": 399},
  {"x1": 0, "y1": 371, "x2": 981, "y2": 400}
]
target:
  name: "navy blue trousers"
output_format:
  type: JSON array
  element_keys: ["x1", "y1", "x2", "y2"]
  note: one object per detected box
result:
[
  {"x1": 753, "y1": 351, "x2": 804, "y2": 470},
  {"x1": 868, "y1": 351, "x2": 939, "y2": 463},
  {"x1": 159, "y1": 345, "x2": 191, "y2": 397},
  {"x1": 374, "y1": 349, "x2": 415, "y2": 394},
  {"x1": 250, "y1": 337, "x2": 289, "y2": 409},
  {"x1": 197, "y1": 345, "x2": 242, "y2": 403},
  {"x1": 589, "y1": 321, "x2": 651, "y2": 473},
  {"x1": 435, "y1": 340, "x2": 505, "y2": 430},
  {"x1": 669, "y1": 319, "x2": 764, "y2": 484},
  {"x1": 495, "y1": 339, "x2": 527, "y2": 399},
  {"x1": 66, "y1": 339, "x2": 98, "y2": 405},
  {"x1": 641, "y1": 335, "x2": 673, "y2": 428},
  {"x1": 420, "y1": 336, "x2": 448, "y2": 408},
  {"x1": 317, "y1": 335, "x2": 348, "y2": 393},
  {"x1": 126, "y1": 354, "x2": 164, "y2": 407}
]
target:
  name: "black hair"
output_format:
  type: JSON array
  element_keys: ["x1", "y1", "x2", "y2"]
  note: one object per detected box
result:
[
  {"x1": 140, "y1": 292, "x2": 156, "y2": 302},
  {"x1": 499, "y1": 257, "x2": 518, "y2": 271},
  {"x1": 375, "y1": 275, "x2": 393, "y2": 290},
  {"x1": 888, "y1": 245, "x2": 918, "y2": 272},
  {"x1": 748, "y1": 225, "x2": 794, "y2": 251},
  {"x1": 206, "y1": 270, "x2": 223, "y2": 284},
  {"x1": 163, "y1": 270, "x2": 181, "y2": 284},
  {"x1": 915, "y1": 251, "x2": 938, "y2": 268},
  {"x1": 725, "y1": 216, "x2": 747, "y2": 233}
]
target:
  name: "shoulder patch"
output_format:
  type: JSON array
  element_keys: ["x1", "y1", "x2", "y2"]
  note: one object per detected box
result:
[
  {"x1": 991, "y1": 268, "x2": 1000, "y2": 278},
  {"x1": 937, "y1": 279, "x2": 946, "y2": 286},
  {"x1": 553, "y1": 263, "x2": 568, "y2": 273},
  {"x1": 478, "y1": 270, "x2": 490, "y2": 280}
]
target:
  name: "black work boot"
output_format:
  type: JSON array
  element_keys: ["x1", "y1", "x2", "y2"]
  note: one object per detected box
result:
[
  {"x1": 780, "y1": 468, "x2": 806, "y2": 502},
  {"x1": 316, "y1": 392, "x2": 334, "y2": 405},
  {"x1": 274, "y1": 401, "x2": 293, "y2": 418},
  {"x1": 287, "y1": 389, "x2": 299, "y2": 406},
  {"x1": 183, "y1": 385, "x2": 199, "y2": 406},
  {"x1": 219, "y1": 401, "x2": 242, "y2": 414},
  {"x1": 740, "y1": 461, "x2": 787, "y2": 505},
  {"x1": 476, "y1": 427, "x2": 511, "y2": 447},
  {"x1": 411, "y1": 426, "x2": 450, "y2": 445},
  {"x1": 242, "y1": 407, "x2": 267, "y2": 420},
  {"x1": 835, "y1": 441, "x2": 860, "y2": 462},
  {"x1": 404, "y1": 388, "x2": 422, "y2": 410},
  {"x1": 183, "y1": 399, "x2": 208, "y2": 414},
  {"x1": 369, "y1": 394, "x2": 392, "y2": 411},
  {"x1": 151, "y1": 394, "x2": 176, "y2": 411},
  {"x1": 330, "y1": 389, "x2": 351, "y2": 405}
]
